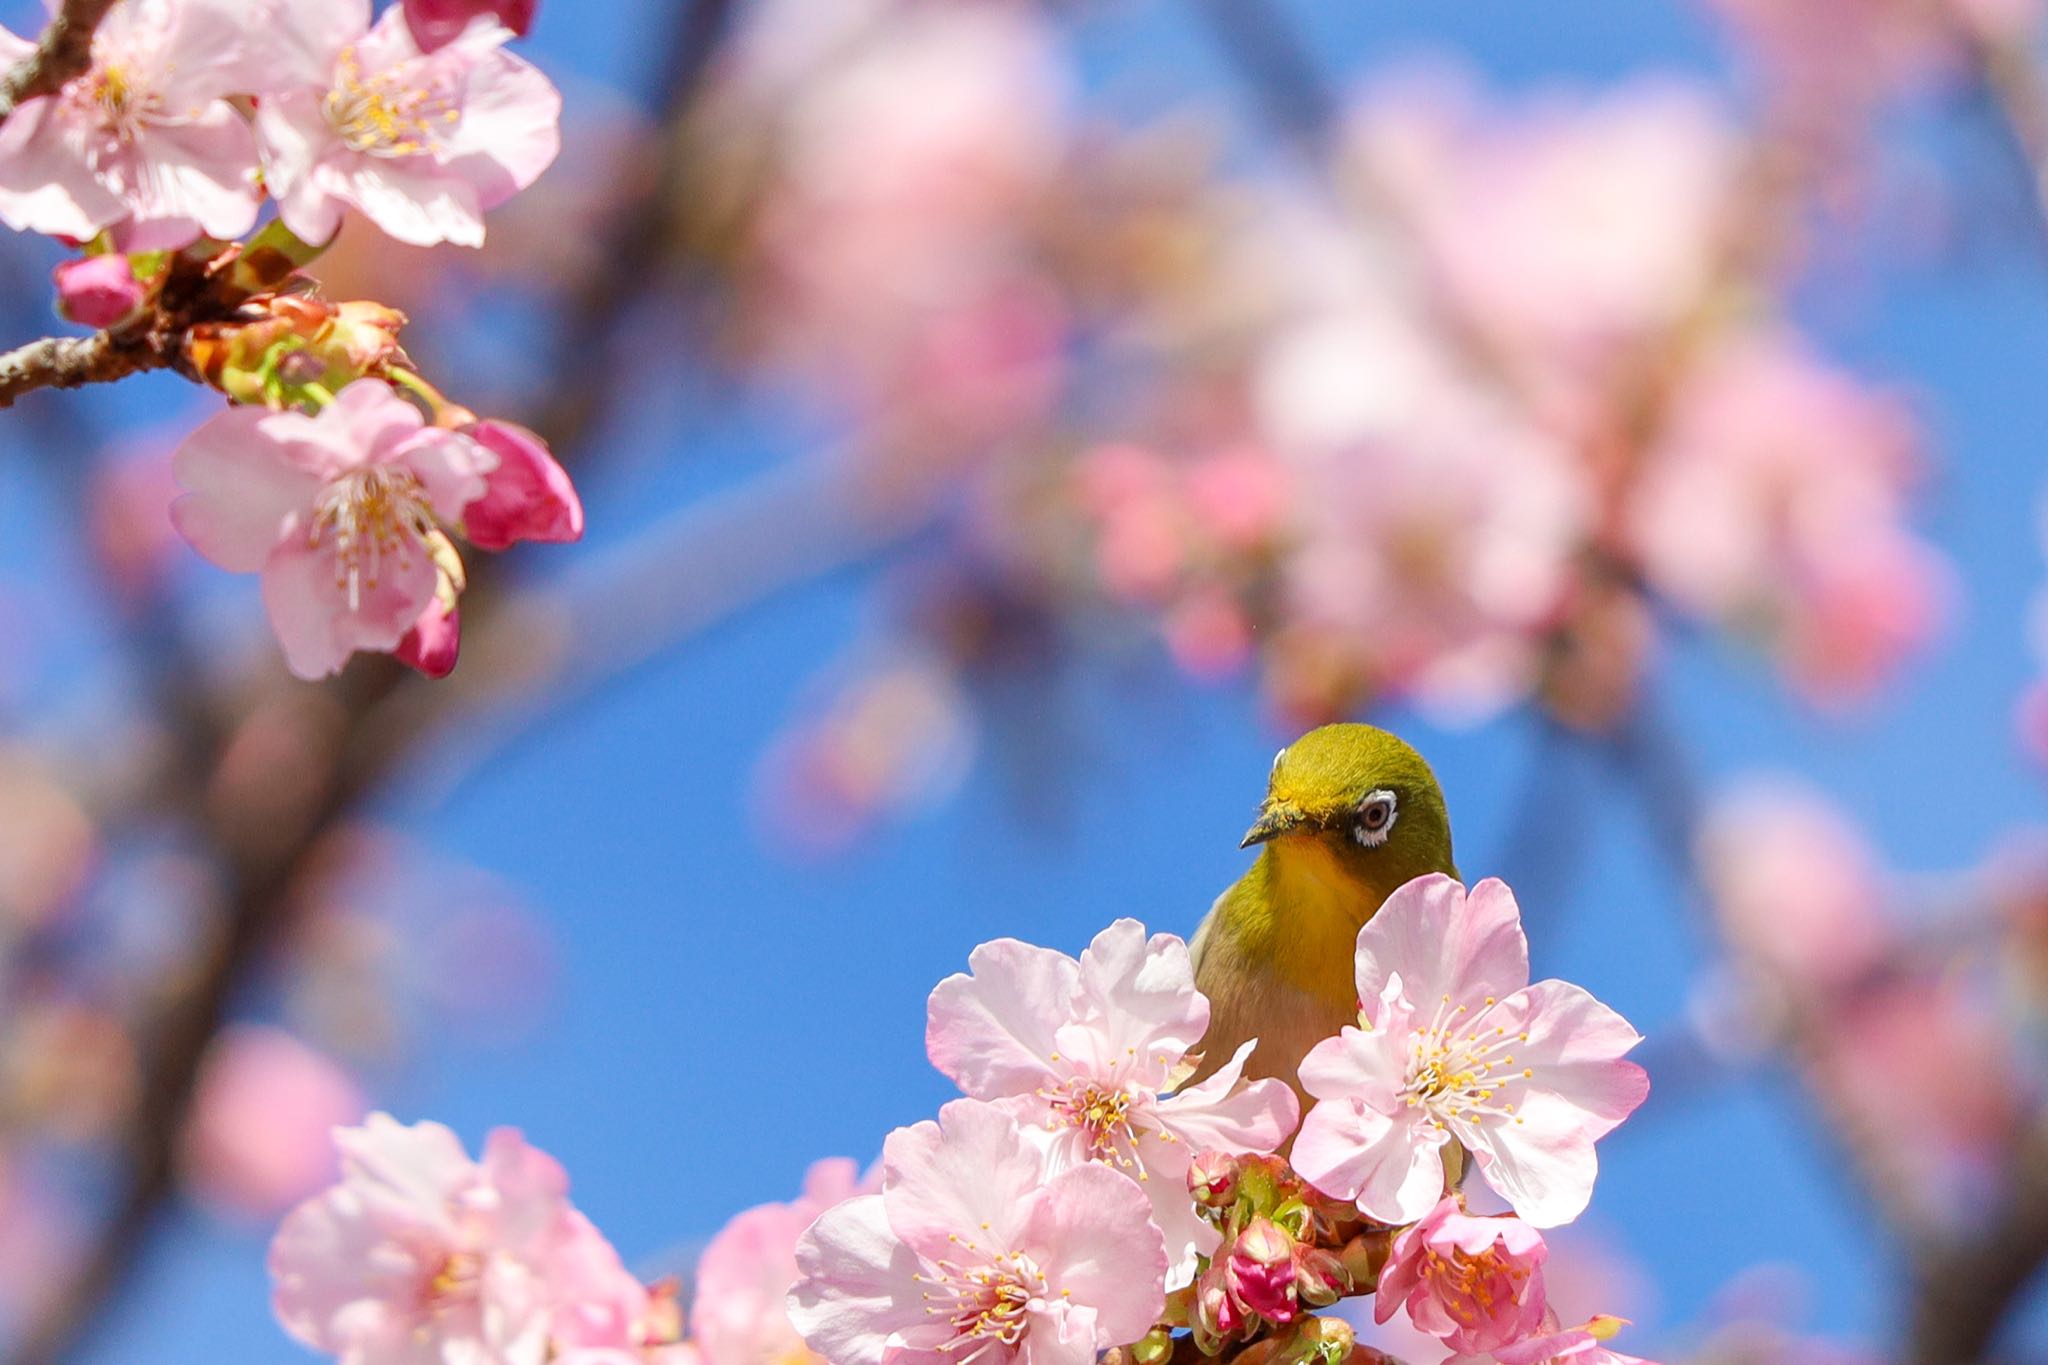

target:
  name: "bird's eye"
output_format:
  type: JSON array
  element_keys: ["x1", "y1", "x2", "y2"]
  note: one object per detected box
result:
[{"x1": 1353, "y1": 789, "x2": 1398, "y2": 847}]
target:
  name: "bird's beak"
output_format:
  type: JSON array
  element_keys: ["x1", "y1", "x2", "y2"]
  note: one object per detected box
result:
[{"x1": 1239, "y1": 806, "x2": 1304, "y2": 848}]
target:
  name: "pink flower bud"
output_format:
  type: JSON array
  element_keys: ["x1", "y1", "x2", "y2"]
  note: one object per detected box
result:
[
  {"x1": 54, "y1": 255, "x2": 144, "y2": 329},
  {"x1": 396, "y1": 599, "x2": 461, "y2": 679},
  {"x1": 1194, "y1": 1263, "x2": 1246, "y2": 1343},
  {"x1": 405, "y1": 0, "x2": 537, "y2": 51},
  {"x1": 1294, "y1": 1248, "x2": 1348, "y2": 1308},
  {"x1": 1227, "y1": 1217, "x2": 1299, "y2": 1323},
  {"x1": 1189, "y1": 1150, "x2": 1239, "y2": 1208},
  {"x1": 462, "y1": 421, "x2": 584, "y2": 551}
]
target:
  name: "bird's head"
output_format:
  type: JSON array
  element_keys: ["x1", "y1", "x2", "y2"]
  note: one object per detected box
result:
[{"x1": 1240, "y1": 722, "x2": 1456, "y2": 892}]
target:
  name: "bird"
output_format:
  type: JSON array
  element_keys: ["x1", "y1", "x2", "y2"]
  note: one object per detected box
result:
[{"x1": 1188, "y1": 722, "x2": 1460, "y2": 1109}]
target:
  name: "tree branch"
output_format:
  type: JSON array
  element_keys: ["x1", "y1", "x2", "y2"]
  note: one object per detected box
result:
[
  {"x1": 0, "y1": 331, "x2": 169, "y2": 408},
  {"x1": 0, "y1": 0, "x2": 119, "y2": 125}
]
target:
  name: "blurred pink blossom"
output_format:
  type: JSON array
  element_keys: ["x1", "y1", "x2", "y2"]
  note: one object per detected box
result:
[
  {"x1": 1697, "y1": 780, "x2": 1891, "y2": 986},
  {"x1": 182, "y1": 1025, "x2": 365, "y2": 1222},
  {"x1": 0, "y1": 0, "x2": 264, "y2": 247},
  {"x1": 1256, "y1": 315, "x2": 1593, "y2": 722},
  {"x1": 1628, "y1": 333, "x2": 1947, "y2": 703},
  {"x1": 1348, "y1": 74, "x2": 1739, "y2": 425},
  {"x1": 691, "y1": 1158, "x2": 875, "y2": 1365},
  {"x1": 271, "y1": 1115, "x2": 642, "y2": 1365}
]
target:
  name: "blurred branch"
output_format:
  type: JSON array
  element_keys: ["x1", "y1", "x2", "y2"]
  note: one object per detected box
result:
[
  {"x1": 1973, "y1": 31, "x2": 2048, "y2": 256},
  {"x1": 1598, "y1": 700, "x2": 2048, "y2": 1364},
  {"x1": 0, "y1": 0, "x2": 116, "y2": 125},
  {"x1": 1188, "y1": 0, "x2": 1337, "y2": 158},
  {"x1": 0, "y1": 331, "x2": 170, "y2": 408}
]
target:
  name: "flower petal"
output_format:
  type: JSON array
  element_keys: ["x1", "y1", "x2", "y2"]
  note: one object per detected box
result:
[
  {"x1": 170, "y1": 407, "x2": 327, "y2": 573},
  {"x1": 881, "y1": 1099, "x2": 1044, "y2": 1255},
  {"x1": 926, "y1": 938, "x2": 1079, "y2": 1097},
  {"x1": 1026, "y1": 1163, "x2": 1167, "y2": 1347},
  {"x1": 788, "y1": 1195, "x2": 928, "y2": 1365}
]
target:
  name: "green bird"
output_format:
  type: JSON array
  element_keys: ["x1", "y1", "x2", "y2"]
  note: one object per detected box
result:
[{"x1": 1188, "y1": 723, "x2": 1460, "y2": 1107}]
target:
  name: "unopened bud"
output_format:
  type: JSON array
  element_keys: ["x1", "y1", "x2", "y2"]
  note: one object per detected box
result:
[
  {"x1": 1189, "y1": 1150, "x2": 1238, "y2": 1208},
  {"x1": 1291, "y1": 1316, "x2": 1354, "y2": 1365},
  {"x1": 1227, "y1": 1218, "x2": 1298, "y2": 1323},
  {"x1": 1294, "y1": 1248, "x2": 1348, "y2": 1308},
  {"x1": 54, "y1": 254, "x2": 145, "y2": 329}
]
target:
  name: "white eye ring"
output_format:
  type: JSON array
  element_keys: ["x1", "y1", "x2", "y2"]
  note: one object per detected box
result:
[
  {"x1": 1271, "y1": 747, "x2": 1287, "y2": 775},
  {"x1": 1353, "y1": 789, "x2": 1398, "y2": 847}
]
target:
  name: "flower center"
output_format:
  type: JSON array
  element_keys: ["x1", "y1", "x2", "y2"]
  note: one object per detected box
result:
[
  {"x1": 69, "y1": 60, "x2": 162, "y2": 141},
  {"x1": 917, "y1": 1249, "x2": 1050, "y2": 1365},
  {"x1": 324, "y1": 47, "x2": 460, "y2": 157},
  {"x1": 1420, "y1": 1244, "x2": 1528, "y2": 1323},
  {"x1": 309, "y1": 465, "x2": 437, "y2": 611},
  {"x1": 1039, "y1": 1077, "x2": 1169, "y2": 1176},
  {"x1": 1402, "y1": 994, "x2": 1533, "y2": 1130},
  {"x1": 423, "y1": 1249, "x2": 483, "y2": 1313}
]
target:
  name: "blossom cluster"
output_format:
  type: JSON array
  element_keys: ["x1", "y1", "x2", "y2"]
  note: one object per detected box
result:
[
  {"x1": 0, "y1": 0, "x2": 579, "y2": 679},
  {"x1": 0, "y1": 0, "x2": 555, "y2": 251},
  {"x1": 265, "y1": 875, "x2": 1651, "y2": 1365}
]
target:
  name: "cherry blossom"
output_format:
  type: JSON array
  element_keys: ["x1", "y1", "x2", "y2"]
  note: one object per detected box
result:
[
  {"x1": 1291, "y1": 876, "x2": 1648, "y2": 1227},
  {"x1": 692, "y1": 1158, "x2": 875, "y2": 1365},
  {"x1": 1626, "y1": 333, "x2": 1947, "y2": 704},
  {"x1": 787, "y1": 1098, "x2": 1167, "y2": 1365},
  {"x1": 925, "y1": 919, "x2": 1298, "y2": 1287},
  {"x1": 270, "y1": 1114, "x2": 640, "y2": 1365},
  {"x1": 0, "y1": 0, "x2": 265, "y2": 247},
  {"x1": 169, "y1": 379, "x2": 496, "y2": 679},
  {"x1": 1450, "y1": 1314, "x2": 1653, "y2": 1365},
  {"x1": 254, "y1": 0, "x2": 561, "y2": 247},
  {"x1": 1376, "y1": 1197, "x2": 1549, "y2": 1356},
  {"x1": 180, "y1": 1025, "x2": 364, "y2": 1222}
]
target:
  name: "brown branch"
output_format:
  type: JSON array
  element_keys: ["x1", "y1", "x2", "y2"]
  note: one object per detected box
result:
[
  {"x1": 0, "y1": 0, "x2": 118, "y2": 125},
  {"x1": 0, "y1": 331, "x2": 169, "y2": 408}
]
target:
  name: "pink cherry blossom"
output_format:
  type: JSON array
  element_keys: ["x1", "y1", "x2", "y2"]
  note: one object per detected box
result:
[
  {"x1": 1252, "y1": 312, "x2": 1594, "y2": 724},
  {"x1": 1376, "y1": 1197, "x2": 1549, "y2": 1356},
  {"x1": 270, "y1": 1114, "x2": 638, "y2": 1365},
  {"x1": 1292, "y1": 876, "x2": 1648, "y2": 1228},
  {"x1": 407, "y1": 0, "x2": 537, "y2": 52},
  {"x1": 1452, "y1": 1314, "x2": 1653, "y2": 1365},
  {"x1": 1627, "y1": 333, "x2": 1948, "y2": 703},
  {"x1": 461, "y1": 420, "x2": 584, "y2": 550},
  {"x1": 1698, "y1": 781, "x2": 1890, "y2": 987},
  {"x1": 180, "y1": 1025, "x2": 364, "y2": 1222},
  {"x1": 0, "y1": 0, "x2": 264, "y2": 247},
  {"x1": 692, "y1": 1158, "x2": 875, "y2": 1365},
  {"x1": 926, "y1": 919, "x2": 1298, "y2": 1286},
  {"x1": 169, "y1": 379, "x2": 495, "y2": 680},
  {"x1": 787, "y1": 1098, "x2": 1166, "y2": 1365},
  {"x1": 53, "y1": 255, "x2": 145, "y2": 328},
  {"x1": 254, "y1": 0, "x2": 561, "y2": 247}
]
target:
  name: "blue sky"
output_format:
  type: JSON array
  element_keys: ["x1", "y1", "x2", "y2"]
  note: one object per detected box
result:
[{"x1": 13, "y1": 0, "x2": 2048, "y2": 1359}]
